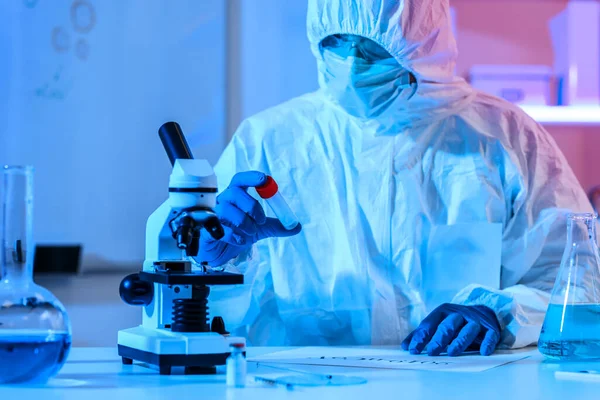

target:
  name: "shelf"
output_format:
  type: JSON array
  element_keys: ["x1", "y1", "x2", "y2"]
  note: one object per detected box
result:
[{"x1": 519, "y1": 105, "x2": 600, "y2": 127}]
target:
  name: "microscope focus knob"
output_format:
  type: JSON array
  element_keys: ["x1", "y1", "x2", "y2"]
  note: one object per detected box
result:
[{"x1": 119, "y1": 273, "x2": 154, "y2": 306}]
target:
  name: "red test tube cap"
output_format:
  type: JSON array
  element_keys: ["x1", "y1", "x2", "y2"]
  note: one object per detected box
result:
[{"x1": 256, "y1": 176, "x2": 278, "y2": 199}]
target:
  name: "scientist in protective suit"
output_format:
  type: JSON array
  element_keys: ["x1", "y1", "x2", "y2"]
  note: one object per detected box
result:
[{"x1": 198, "y1": 0, "x2": 593, "y2": 356}]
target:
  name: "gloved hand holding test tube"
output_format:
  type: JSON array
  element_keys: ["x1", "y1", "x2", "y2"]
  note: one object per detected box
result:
[
  {"x1": 255, "y1": 176, "x2": 299, "y2": 230},
  {"x1": 197, "y1": 171, "x2": 301, "y2": 267}
]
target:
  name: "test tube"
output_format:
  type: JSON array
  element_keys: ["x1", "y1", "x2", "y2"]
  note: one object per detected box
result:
[{"x1": 256, "y1": 176, "x2": 299, "y2": 230}]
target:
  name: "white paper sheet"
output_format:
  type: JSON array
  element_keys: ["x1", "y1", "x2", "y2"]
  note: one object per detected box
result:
[{"x1": 249, "y1": 347, "x2": 531, "y2": 373}]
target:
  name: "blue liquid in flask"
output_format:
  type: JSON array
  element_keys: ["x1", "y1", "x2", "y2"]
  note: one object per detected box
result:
[
  {"x1": 0, "y1": 332, "x2": 71, "y2": 384},
  {"x1": 538, "y1": 303, "x2": 600, "y2": 360}
]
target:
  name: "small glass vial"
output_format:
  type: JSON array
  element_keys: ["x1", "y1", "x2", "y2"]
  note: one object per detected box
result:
[
  {"x1": 256, "y1": 176, "x2": 299, "y2": 230},
  {"x1": 226, "y1": 343, "x2": 246, "y2": 388}
]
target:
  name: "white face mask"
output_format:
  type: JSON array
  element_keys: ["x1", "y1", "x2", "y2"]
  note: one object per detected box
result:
[{"x1": 320, "y1": 49, "x2": 416, "y2": 119}]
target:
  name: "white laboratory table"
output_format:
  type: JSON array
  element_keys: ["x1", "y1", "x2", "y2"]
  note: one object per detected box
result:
[{"x1": 1, "y1": 347, "x2": 599, "y2": 400}]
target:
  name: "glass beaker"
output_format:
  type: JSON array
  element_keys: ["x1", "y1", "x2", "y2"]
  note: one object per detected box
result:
[
  {"x1": 0, "y1": 166, "x2": 72, "y2": 384},
  {"x1": 538, "y1": 212, "x2": 600, "y2": 360}
]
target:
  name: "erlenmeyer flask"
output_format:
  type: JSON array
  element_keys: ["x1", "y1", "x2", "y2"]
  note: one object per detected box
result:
[
  {"x1": 0, "y1": 166, "x2": 72, "y2": 384},
  {"x1": 538, "y1": 212, "x2": 600, "y2": 360}
]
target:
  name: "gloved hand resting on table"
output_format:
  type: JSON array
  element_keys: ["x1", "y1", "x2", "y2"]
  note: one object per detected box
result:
[
  {"x1": 401, "y1": 304, "x2": 501, "y2": 357},
  {"x1": 198, "y1": 171, "x2": 302, "y2": 266}
]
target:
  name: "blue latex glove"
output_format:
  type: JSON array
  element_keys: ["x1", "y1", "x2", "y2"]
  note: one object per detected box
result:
[
  {"x1": 198, "y1": 171, "x2": 302, "y2": 266},
  {"x1": 401, "y1": 304, "x2": 501, "y2": 357}
]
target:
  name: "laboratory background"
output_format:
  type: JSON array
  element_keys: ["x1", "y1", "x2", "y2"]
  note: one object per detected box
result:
[{"x1": 1, "y1": 0, "x2": 599, "y2": 349}]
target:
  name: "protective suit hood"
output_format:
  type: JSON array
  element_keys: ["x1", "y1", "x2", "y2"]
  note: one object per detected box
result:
[{"x1": 307, "y1": 0, "x2": 475, "y2": 130}]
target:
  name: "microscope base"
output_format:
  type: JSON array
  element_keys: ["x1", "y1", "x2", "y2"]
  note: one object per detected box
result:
[{"x1": 117, "y1": 326, "x2": 245, "y2": 375}]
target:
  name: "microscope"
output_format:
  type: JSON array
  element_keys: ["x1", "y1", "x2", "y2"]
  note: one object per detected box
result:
[{"x1": 117, "y1": 122, "x2": 245, "y2": 375}]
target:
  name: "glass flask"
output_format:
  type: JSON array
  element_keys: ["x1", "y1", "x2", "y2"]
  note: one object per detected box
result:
[
  {"x1": 0, "y1": 166, "x2": 72, "y2": 384},
  {"x1": 538, "y1": 212, "x2": 600, "y2": 360}
]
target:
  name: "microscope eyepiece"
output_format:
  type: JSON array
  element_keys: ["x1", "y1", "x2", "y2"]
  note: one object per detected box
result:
[{"x1": 159, "y1": 122, "x2": 194, "y2": 166}]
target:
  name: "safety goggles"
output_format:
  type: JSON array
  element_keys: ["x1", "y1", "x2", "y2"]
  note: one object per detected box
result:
[{"x1": 319, "y1": 34, "x2": 394, "y2": 63}]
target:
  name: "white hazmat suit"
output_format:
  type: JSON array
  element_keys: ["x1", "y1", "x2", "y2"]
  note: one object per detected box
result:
[{"x1": 209, "y1": 0, "x2": 592, "y2": 349}]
